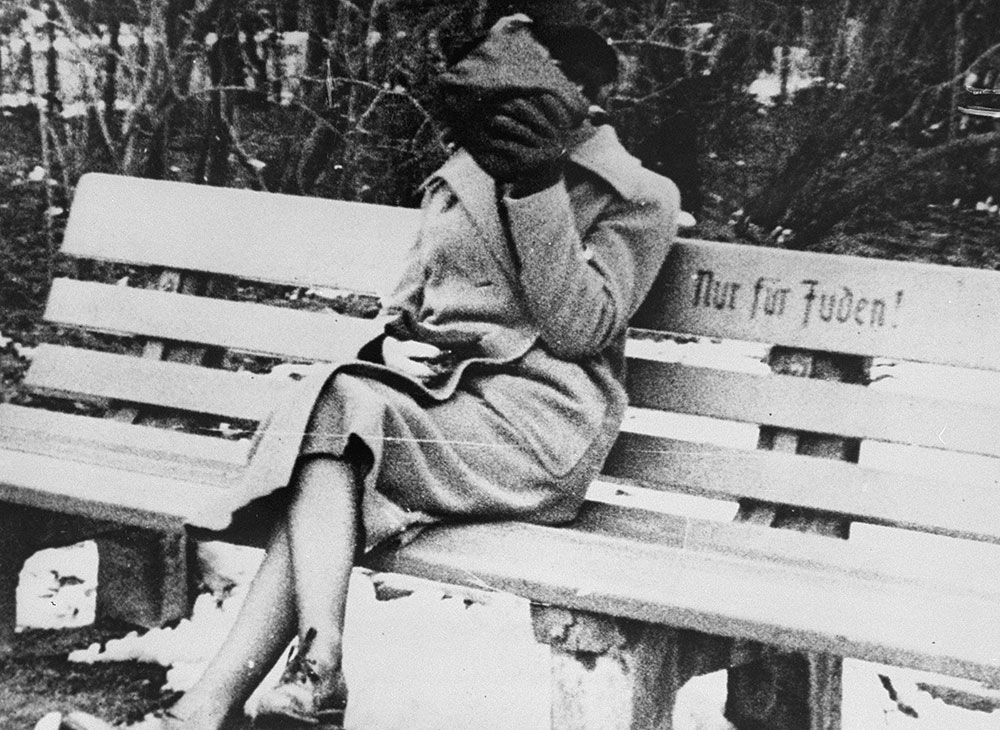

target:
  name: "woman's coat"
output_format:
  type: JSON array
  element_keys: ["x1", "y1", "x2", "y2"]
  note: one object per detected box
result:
[{"x1": 196, "y1": 125, "x2": 679, "y2": 547}]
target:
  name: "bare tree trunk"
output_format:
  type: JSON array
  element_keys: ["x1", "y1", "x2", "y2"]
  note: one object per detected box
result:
[
  {"x1": 829, "y1": 0, "x2": 853, "y2": 84},
  {"x1": 19, "y1": 36, "x2": 35, "y2": 97},
  {"x1": 122, "y1": 4, "x2": 166, "y2": 177},
  {"x1": 44, "y1": 1, "x2": 61, "y2": 116},
  {"x1": 241, "y1": 12, "x2": 268, "y2": 101},
  {"x1": 778, "y1": 44, "x2": 791, "y2": 102},
  {"x1": 196, "y1": 37, "x2": 230, "y2": 185},
  {"x1": 195, "y1": 1, "x2": 241, "y2": 186},
  {"x1": 265, "y1": 25, "x2": 282, "y2": 104},
  {"x1": 300, "y1": 0, "x2": 330, "y2": 98},
  {"x1": 103, "y1": 18, "x2": 121, "y2": 135},
  {"x1": 949, "y1": 0, "x2": 967, "y2": 140}
]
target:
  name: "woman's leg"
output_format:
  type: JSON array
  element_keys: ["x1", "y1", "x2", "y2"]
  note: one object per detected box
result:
[
  {"x1": 175, "y1": 455, "x2": 362, "y2": 726},
  {"x1": 167, "y1": 521, "x2": 298, "y2": 728},
  {"x1": 284, "y1": 455, "x2": 362, "y2": 672},
  {"x1": 65, "y1": 518, "x2": 301, "y2": 730},
  {"x1": 65, "y1": 455, "x2": 362, "y2": 730}
]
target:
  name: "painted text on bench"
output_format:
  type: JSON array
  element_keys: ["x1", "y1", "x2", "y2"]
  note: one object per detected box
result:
[{"x1": 692, "y1": 270, "x2": 904, "y2": 329}]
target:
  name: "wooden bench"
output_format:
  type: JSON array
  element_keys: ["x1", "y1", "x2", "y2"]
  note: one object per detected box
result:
[{"x1": 2, "y1": 172, "x2": 999, "y2": 729}]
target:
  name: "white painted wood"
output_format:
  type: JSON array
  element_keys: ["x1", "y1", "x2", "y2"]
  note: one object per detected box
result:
[
  {"x1": 44, "y1": 278, "x2": 384, "y2": 361},
  {"x1": 15, "y1": 179, "x2": 1000, "y2": 698},
  {"x1": 24, "y1": 344, "x2": 287, "y2": 421},
  {"x1": 372, "y1": 503, "x2": 1000, "y2": 685},
  {"x1": 0, "y1": 404, "x2": 250, "y2": 468},
  {"x1": 62, "y1": 173, "x2": 418, "y2": 296},
  {"x1": 627, "y1": 359, "x2": 1000, "y2": 458},
  {"x1": 0, "y1": 447, "x2": 235, "y2": 530},
  {"x1": 604, "y1": 432, "x2": 1000, "y2": 543},
  {"x1": 634, "y1": 239, "x2": 1000, "y2": 370}
]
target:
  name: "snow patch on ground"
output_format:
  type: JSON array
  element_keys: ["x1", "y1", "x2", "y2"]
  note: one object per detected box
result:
[
  {"x1": 748, "y1": 46, "x2": 824, "y2": 106},
  {"x1": 17, "y1": 541, "x2": 96, "y2": 630}
]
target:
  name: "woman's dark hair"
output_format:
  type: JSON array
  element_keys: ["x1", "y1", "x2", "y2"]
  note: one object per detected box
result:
[{"x1": 533, "y1": 24, "x2": 619, "y2": 102}]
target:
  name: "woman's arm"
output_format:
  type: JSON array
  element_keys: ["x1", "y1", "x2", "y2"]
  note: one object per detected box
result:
[
  {"x1": 503, "y1": 175, "x2": 680, "y2": 359},
  {"x1": 458, "y1": 91, "x2": 680, "y2": 359}
]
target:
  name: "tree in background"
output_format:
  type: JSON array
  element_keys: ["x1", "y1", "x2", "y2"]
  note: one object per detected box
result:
[
  {"x1": 737, "y1": 0, "x2": 1000, "y2": 248},
  {"x1": 4, "y1": 0, "x2": 1000, "y2": 247}
]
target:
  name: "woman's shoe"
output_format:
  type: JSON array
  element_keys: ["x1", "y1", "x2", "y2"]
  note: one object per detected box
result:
[{"x1": 254, "y1": 630, "x2": 348, "y2": 728}]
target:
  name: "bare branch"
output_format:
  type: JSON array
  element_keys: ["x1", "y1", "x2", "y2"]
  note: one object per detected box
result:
[
  {"x1": 223, "y1": 116, "x2": 270, "y2": 191},
  {"x1": 611, "y1": 39, "x2": 712, "y2": 56},
  {"x1": 894, "y1": 40, "x2": 1000, "y2": 128}
]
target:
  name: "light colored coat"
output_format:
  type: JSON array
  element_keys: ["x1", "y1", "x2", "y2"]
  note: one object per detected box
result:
[
  {"x1": 203, "y1": 125, "x2": 679, "y2": 544},
  {"x1": 384, "y1": 123, "x2": 681, "y2": 399}
]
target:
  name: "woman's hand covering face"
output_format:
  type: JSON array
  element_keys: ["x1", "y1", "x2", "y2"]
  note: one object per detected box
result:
[
  {"x1": 434, "y1": 14, "x2": 589, "y2": 191},
  {"x1": 460, "y1": 92, "x2": 578, "y2": 190}
]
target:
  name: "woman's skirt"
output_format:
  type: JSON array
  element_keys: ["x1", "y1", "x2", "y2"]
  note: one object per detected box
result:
[{"x1": 298, "y1": 348, "x2": 621, "y2": 551}]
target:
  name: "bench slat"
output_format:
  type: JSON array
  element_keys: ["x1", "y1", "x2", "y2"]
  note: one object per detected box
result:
[
  {"x1": 62, "y1": 174, "x2": 418, "y2": 295},
  {"x1": 24, "y1": 345, "x2": 285, "y2": 421},
  {"x1": 44, "y1": 278, "x2": 385, "y2": 361},
  {"x1": 0, "y1": 447, "x2": 235, "y2": 531},
  {"x1": 567, "y1": 501, "x2": 1000, "y2": 595},
  {"x1": 604, "y1": 432, "x2": 1000, "y2": 543},
  {"x1": 372, "y1": 503, "x2": 1000, "y2": 684},
  {"x1": 0, "y1": 404, "x2": 250, "y2": 477},
  {"x1": 634, "y1": 239, "x2": 1000, "y2": 371},
  {"x1": 627, "y1": 359, "x2": 1000, "y2": 458}
]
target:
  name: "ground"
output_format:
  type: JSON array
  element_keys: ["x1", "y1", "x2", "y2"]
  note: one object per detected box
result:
[{"x1": 1, "y1": 625, "x2": 173, "y2": 728}]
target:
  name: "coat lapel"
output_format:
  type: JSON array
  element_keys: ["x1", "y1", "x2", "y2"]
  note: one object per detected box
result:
[
  {"x1": 432, "y1": 150, "x2": 503, "y2": 240},
  {"x1": 568, "y1": 125, "x2": 643, "y2": 200},
  {"x1": 431, "y1": 150, "x2": 519, "y2": 282}
]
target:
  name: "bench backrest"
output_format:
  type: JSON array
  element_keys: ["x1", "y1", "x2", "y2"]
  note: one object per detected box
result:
[{"x1": 19, "y1": 173, "x2": 1000, "y2": 544}]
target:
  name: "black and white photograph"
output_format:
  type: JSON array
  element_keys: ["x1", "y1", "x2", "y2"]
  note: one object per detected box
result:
[{"x1": 0, "y1": 1, "x2": 999, "y2": 728}]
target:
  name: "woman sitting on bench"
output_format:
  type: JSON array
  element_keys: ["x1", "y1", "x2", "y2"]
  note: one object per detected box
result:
[{"x1": 61, "y1": 11, "x2": 679, "y2": 730}]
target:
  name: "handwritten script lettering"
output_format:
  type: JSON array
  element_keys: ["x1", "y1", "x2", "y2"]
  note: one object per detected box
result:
[{"x1": 691, "y1": 270, "x2": 904, "y2": 329}]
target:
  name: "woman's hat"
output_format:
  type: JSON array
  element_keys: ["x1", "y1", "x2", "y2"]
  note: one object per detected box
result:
[
  {"x1": 482, "y1": 0, "x2": 579, "y2": 27},
  {"x1": 446, "y1": 3, "x2": 619, "y2": 94}
]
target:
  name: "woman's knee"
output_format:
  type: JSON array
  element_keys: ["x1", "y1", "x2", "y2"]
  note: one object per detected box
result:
[{"x1": 294, "y1": 454, "x2": 363, "y2": 498}]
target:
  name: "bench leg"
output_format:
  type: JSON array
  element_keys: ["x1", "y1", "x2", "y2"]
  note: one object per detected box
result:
[
  {"x1": 0, "y1": 508, "x2": 33, "y2": 654},
  {"x1": 725, "y1": 649, "x2": 841, "y2": 730},
  {"x1": 0, "y1": 550, "x2": 28, "y2": 656},
  {"x1": 531, "y1": 606, "x2": 746, "y2": 730},
  {"x1": 95, "y1": 529, "x2": 193, "y2": 629}
]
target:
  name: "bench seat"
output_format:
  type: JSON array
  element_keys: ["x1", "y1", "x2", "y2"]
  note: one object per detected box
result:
[{"x1": 375, "y1": 500, "x2": 1000, "y2": 685}]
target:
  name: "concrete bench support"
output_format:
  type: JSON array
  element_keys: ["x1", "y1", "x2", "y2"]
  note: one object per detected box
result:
[
  {"x1": 531, "y1": 606, "x2": 759, "y2": 730},
  {"x1": 95, "y1": 530, "x2": 191, "y2": 629},
  {"x1": 726, "y1": 650, "x2": 842, "y2": 730}
]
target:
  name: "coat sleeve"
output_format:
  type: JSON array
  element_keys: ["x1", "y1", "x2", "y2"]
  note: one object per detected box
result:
[{"x1": 502, "y1": 173, "x2": 680, "y2": 359}]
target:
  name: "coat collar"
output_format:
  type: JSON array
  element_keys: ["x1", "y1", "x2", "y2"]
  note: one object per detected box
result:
[
  {"x1": 429, "y1": 148, "x2": 503, "y2": 247},
  {"x1": 567, "y1": 124, "x2": 643, "y2": 199}
]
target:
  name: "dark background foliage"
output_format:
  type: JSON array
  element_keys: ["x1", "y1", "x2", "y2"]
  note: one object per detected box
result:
[{"x1": 4, "y1": 0, "x2": 1000, "y2": 383}]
